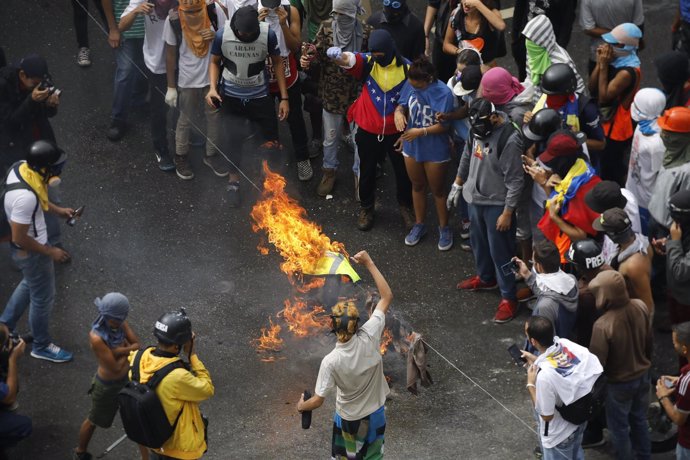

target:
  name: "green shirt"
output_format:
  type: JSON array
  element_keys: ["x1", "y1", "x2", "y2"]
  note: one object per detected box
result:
[{"x1": 115, "y1": 0, "x2": 145, "y2": 39}]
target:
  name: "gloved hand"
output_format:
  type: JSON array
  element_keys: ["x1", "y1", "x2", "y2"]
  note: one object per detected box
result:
[
  {"x1": 446, "y1": 183, "x2": 463, "y2": 210},
  {"x1": 326, "y1": 47, "x2": 342, "y2": 60},
  {"x1": 165, "y1": 87, "x2": 178, "y2": 108}
]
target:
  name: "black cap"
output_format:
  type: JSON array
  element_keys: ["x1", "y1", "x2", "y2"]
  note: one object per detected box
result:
[
  {"x1": 592, "y1": 207, "x2": 631, "y2": 233},
  {"x1": 453, "y1": 65, "x2": 482, "y2": 96},
  {"x1": 262, "y1": 0, "x2": 281, "y2": 8},
  {"x1": 19, "y1": 54, "x2": 49, "y2": 79},
  {"x1": 584, "y1": 181, "x2": 627, "y2": 214}
]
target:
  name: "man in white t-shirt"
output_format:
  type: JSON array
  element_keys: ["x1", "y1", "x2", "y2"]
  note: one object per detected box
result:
[
  {"x1": 120, "y1": 0, "x2": 177, "y2": 171},
  {"x1": 297, "y1": 250, "x2": 391, "y2": 459},
  {"x1": 163, "y1": 0, "x2": 230, "y2": 180},
  {"x1": 1, "y1": 141, "x2": 74, "y2": 363},
  {"x1": 523, "y1": 315, "x2": 603, "y2": 460}
]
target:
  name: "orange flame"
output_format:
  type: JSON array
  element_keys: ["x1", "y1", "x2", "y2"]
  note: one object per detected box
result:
[
  {"x1": 251, "y1": 317, "x2": 284, "y2": 353},
  {"x1": 250, "y1": 162, "x2": 346, "y2": 284},
  {"x1": 380, "y1": 328, "x2": 393, "y2": 355},
  {"x1": 278, "y1": 298, "x2": 330, "y2": 338}
]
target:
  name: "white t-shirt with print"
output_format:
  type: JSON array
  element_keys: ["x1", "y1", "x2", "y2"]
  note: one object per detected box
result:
[
  {"x1": 4, "y1": 168, "x2": 47, "y2": 245},
  {"x1": 626, "y1": 129, "x2": 665, "y2": 210},
  {"x1": 123, "y1": 0, "x2": 168, "y2": 74},
  {"x1": 315, "y1": 309, "x2": 390, "y2": 421},
  {"x1": 163, "y1": 18, "x2": 209, "y2": 88}
]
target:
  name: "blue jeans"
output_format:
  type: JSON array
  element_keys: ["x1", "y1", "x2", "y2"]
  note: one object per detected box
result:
[
  {"x1": 0, "y1": 410, "x2": 32, "y2": 448},
  {"x1": 678, "y1": 444, "x2": 690, "y2": 460},
  {"x1": 322, "y1": 110, "x2": 359, "y2": 175},
  {"x1": 111, "y1": 37, "x2": 146, "y2": 123},
  {"x1": 542, "y1": 422, "x2": 586, "y2": 460},
  {"x1": 1, "y1": 248, "x2": 55, "y2": 350},
  {"x1": 606, "y1": 372, "x2": 651, "y2": 460},
  {"x1": 45, "y1": 185, "x2": 61, "y2": 246},
  {"x1": 468, "y1": 203, "x2": 517, "y2": 300}
]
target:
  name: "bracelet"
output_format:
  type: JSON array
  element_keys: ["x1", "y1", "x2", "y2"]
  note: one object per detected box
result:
[
  {"x1": 423, "y1": 127, "x2": 428, "y2": 136},
  {"x1": 281, "y1": 97, "x2": 289, "y2": 101},
  {"x1": 526, "y1": 383, "x2": 536, "y2": 389}
]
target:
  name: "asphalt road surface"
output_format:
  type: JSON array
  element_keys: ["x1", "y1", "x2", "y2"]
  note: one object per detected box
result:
[{"x1": 0, "y1": 0, "x2": 682, "y2": 459}]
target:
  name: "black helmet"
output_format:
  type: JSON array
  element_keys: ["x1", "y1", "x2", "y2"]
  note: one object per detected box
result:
[
  {"x1": 154, "y1": 309, "x2": 192, "y2": 346},
  {"x1": 669, "y1": 190, "x2": 690, "y2": 225},
  {"x1": 523, "y1": 108, "x2": 562, "y2": 141},
  {"x1": 566, "y1": 239, "x2": 605, "y2": 270},
  {"x1": 541, "y1": 64, "x2": 578, "y2": 95},
  {"x1": 27, "y1": 140, "x2": 66, "y2": 170}
]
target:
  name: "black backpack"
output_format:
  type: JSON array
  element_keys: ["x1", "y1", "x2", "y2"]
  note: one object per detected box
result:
[
  {"x1": 0, "y1": 162, "x2": 38, "y2": 243},
  {"x1": 556, "y1": 373, "x2": 608, "y2": 425},
  {"x1": 118, "y1": 347, "x2": 187, "y2": 449}
]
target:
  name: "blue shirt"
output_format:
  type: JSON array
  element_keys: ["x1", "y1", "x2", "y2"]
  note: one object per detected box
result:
[
  {"x1": 398, "y1": 80, "x2": 455, "y2": 162},
  {"x1": 211, "y1": 28, "x2": 280, "y2": 99},
  {"x1": 682, "y1": 0, "x2": 690, "y2": 23}
]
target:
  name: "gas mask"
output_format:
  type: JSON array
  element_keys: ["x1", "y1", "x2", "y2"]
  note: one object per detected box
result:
[{"x1": 470, "y1": 114, "x2": 494, "y2": 138}]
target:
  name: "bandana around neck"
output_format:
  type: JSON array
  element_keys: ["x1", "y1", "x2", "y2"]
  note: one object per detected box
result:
[{"x1": 179, "y1": 0, "x2": 212, "y2": 58}]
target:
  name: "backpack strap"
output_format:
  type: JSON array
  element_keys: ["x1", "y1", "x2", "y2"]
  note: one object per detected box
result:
[
  {"x1": 130, "y1": 347, "x2": 153, "y2": 383},
  {"x1": 496, "y1": 121, "x2": 521, "y2": 160},
  {"x1": 146, "y1": 360, "x2": 186, "y2": 389},
  {"x1": 4, "y1": 163, "x2": 39, "y2": 238}
]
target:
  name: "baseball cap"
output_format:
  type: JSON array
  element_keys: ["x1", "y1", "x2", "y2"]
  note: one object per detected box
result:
[
  {"x1": 262, "y1": 0, "x2": 281, "y2": 8},
  {"x1": 584, "y1": 181, "x2": 627, "y2": 213},
  {"x1": 19, "y1": 54, "x2": 49, "y2": 79},
  {"x1": 453, "y1": 65, "x2": 482, "y2": 97},
  {"x1": 592, "y1": 207, "x2": 631, "y2": 233},
  {"x1": 602, "y1": 23, "x2": 642, "y2": 48},
  {"x1": 538, "y1": 130, "x2": 580, "y2": 163}
]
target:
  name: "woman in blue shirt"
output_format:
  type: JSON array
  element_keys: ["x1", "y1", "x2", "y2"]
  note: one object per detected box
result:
[{"x1": 394, "y1": 57, "x2": 455, "y2": 250}]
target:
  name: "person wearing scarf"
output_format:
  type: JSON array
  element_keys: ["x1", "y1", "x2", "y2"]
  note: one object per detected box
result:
[
  {"x1": 329, "y1": 29, "x2": 413, "y2": 231},
  {"x1": 480, "y1": 66, "x2": 531, "y2": 123},
  {"x1": 588, "y1": 23, "x2": 642, "y2": 186},
  {"x1": 649, "y1": 107, "x2": 690, "y2": 232},
  {"x1": 302, "y1": 0, "x2": 371, "y2": 197},
  {"x1": 654, "y1": 50, "x2": 690, "y2": 110},
  {"x1": 521, "y1": 14, "x2": 586, "y2": 102},
  {"x1": 626, "y1": 88, "x2": 666, "y2": 233},
  {"x1": 74, "y1": 293, "x2": 142, "y2": 460},
  {"x1": 366, "y1": 0, "x2": 426, "y2": 60},
  {"x1": 536, "y1": 131, "x2": 602, "y2": 263}
]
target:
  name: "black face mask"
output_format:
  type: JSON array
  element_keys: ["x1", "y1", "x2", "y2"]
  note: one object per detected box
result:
[
  {"x1": 383, "y1": 6, "x2": 406, "y2": 23},
  {"x1": 470, "y1": 116, "x2": 493, "y2": 138},
  {"x1": 231, "y1": 7, "x2": 260, "y2": 43},
  {"x1": 607, "y1": 227, "x2": 634, "y2": 246}
]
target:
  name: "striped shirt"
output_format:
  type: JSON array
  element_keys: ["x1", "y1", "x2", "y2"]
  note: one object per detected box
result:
[
  {"x1": 676, "y1": 364, "x2": 690, "y2": 448},
  {"x1": 115, "y1": 0, "x2": 145, "y2": 39}
]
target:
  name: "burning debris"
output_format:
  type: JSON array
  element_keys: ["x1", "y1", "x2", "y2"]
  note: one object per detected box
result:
[{"x1": 249, "y1": 163, "x2": 432, "y2": 395}]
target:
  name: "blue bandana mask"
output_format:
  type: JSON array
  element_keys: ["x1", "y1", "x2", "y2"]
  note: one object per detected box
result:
[
  {"x1": 611, "y1": 45, "x2": 640, "y2": 69},
  {"x1": 637, "y1": 119, "x2": 658, "y2": 136}
]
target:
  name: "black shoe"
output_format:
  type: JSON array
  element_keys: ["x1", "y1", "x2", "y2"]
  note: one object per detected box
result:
[
  {"x1": 155, "y1": 150, "x2": 175, "y2": 172},
  {"x1": 106, "y1": 120, "x2": 126, "y2": 141},
  {"x1": 226, "y1": 181, "x2": 241, "y2": 208},
  {"x1": 357, "y1": 207, "x2": 374, "y2": 231}
]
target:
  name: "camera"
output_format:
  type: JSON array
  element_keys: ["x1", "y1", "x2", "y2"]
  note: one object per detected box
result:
[
  {"x1": 37, "y1": 74, "x2": 59, "y2": 95},
  {"x1": 9, "y1": 333, "x2": 33, "y2": 347}
]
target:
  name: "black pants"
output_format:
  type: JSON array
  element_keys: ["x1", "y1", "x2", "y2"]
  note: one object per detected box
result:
[
  {"x1": 0, "y1": 410, "x2": 32, "y2": 450},
  {"x1": 272, "y1": 81, "x2": 309, "y2": 162},
  {"x1": 220, "y1": 95, "x2": 278, "y2": 173},
  {"x1": 145, "y1": 70, "x2": 171, "y2": 154},
  {"x1": 355, "y1": 128, "x2": 412, "y2": 210},
  {"x1": 71, "y1": 0, "x2": 106, "y2": 48},
  {"x1": 432, "y1": 41, "x2": 456, "y2": 85},
  {"x1": 597, "y1": 137, "x2": 631, "y2": 186}
]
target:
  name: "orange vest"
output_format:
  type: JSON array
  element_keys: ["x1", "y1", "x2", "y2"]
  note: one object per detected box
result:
[{"x1": 602, "y1": 67, "x2": 641, "y2": 142}]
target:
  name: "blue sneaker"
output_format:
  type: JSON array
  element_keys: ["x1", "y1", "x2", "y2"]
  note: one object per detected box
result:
[
  {"x1": 405, "y1": 223, "x2": 427, "y2": 246},
  {"x1": 438, "y1": 226, "x2": 453, "y2": 251},
  {"x1": 31, "y1": 343, "x2": 73, "y2": 363}
]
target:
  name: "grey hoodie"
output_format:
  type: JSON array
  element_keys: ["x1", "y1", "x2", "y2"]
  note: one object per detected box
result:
[
  {"x1": 458, "y1": 113, "x2": 525, "y2": 210},
  {"x1": 526, "y1": 272, "x2": 579, "y2": 340}
]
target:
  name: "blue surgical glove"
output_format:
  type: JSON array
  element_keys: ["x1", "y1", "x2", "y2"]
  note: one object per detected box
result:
[{"x1": 327, "y1": 47, "x2": 342, "y2": 60}]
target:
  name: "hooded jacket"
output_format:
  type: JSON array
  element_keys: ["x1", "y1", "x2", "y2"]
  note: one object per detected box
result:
[
  {"x1": 648, "y1": 146, "x2": 690, "y2": 229},
  {"x1": 526, "y1": 271, "x2": 579, "y2": 340},
  {"x1": 128, "y1": 348, "x2": 214, "y2": 459},
  {"x1": 588, "y1": 270, "x2": 651, "y2": 383}
]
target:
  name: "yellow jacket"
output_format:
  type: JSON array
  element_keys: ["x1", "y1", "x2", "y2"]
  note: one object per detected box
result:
[{"x1": 128, "y1": 348, "x2": 214, "y2": 459}]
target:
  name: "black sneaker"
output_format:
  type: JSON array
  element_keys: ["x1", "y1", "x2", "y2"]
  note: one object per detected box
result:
[
  {"x1": 155, "y1": 150, "x2": 175, "y2": 172},
  {"x1": 226, "y1": 181, "x2": 241, "y2": 208},
  {"x1": 174, "y1": 155, "x2": 194, "y2": 180},
  {"x1": 203, "y1": 155, "x2": 230, "y2": 177},
  {"x1": 106, "y1": 120, "x2": 126, "y2": 142},
  {"x1": 73, "y1": 450, "x2": 93, "y2": 460}
]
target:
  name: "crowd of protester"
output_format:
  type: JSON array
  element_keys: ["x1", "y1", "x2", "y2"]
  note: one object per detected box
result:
[{"x1": 4, "y1": 0, "x2": 690, "y2": 458}]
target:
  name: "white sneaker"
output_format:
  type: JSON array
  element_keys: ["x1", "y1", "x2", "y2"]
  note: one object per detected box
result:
[{"x1": 77, "y1": 47, "x2": 91, "y2": 67}]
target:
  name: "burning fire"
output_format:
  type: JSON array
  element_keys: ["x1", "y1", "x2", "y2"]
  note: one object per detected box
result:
[
  {"x1": 251, "y1": 317, "x2": 284, "y2": 353},
  {"x1": 380, "y1": 329, "x2": 393, "y2": 355},
  {"x1": 278, "y1": 298, "x2": 330, "y2": 338}
]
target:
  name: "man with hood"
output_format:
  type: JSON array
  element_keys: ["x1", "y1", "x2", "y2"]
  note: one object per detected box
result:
[
  {"x1": 451, "y1": 98, "x2": 525, "y2": 323},
  {"x1": 522, "y1": 315, "x2": 603, "y2": 460},
  {"x1": 661, "y1": 191, "x2": 690, "y2": 328},
  {"x1": 655, "y1": 51, "x2": 690, "y2": 110},
  {"x1": 301, "y1": 0, "x2": 372, "y2": 198},
  {"x1": 129, "y1": 309, "x2": 214, "y2": 459},
  {"x1": 329, "y1": 29, "x2": 414, "y2": 231},
  {"x1": 589, "y1": 270, "x2": 652, "y2": 460},
  {"x1": 206, "y1": 5, "x2": 289, "y2": 207},
  {"x1": 1, "y1": 140, "x2": 73, "y2": 364},
  {"x1": 521, "y1": 14, "x2": 586, "y2": 102},
  {"x1": 367, "y1": 0, "x2": 425, "y2": 60},
  {"x1": 626, "y1": 88, "x2": 667, "y2": 234},
  {"x1": 163, "y1": 0, "x2": 227, "y2": 181},
  {"x1": 589, "y1": 23, "x2": 642, "y2": 185},
  {"x1": 73, "y1": 293, "x2": 142, "y2": 460},
  {"x1": 514, "y1": 240, "x2": 578, "y2": 342},
  {"x1": 297, "y1": 250, "x2": 392, "y2": 460},
  {"x1": 648, "y1": 106, "x2": 690, "y2": 233}
]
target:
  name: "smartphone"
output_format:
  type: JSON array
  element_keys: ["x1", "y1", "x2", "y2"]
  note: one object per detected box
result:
[
  {"x1": 500, "y1": 260, "x2": 518, "y2": 277},
  {"x1": 507, "y1": 344, "x2": 526, "y2": 365},
  {"x1": 664, "y1": 377, "x2": 675, "y2": 389}
]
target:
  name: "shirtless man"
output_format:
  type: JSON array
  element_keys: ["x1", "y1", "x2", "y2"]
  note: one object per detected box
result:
[{"x1": 73, "y1": 293, "x2": 143, "y2": 460}]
